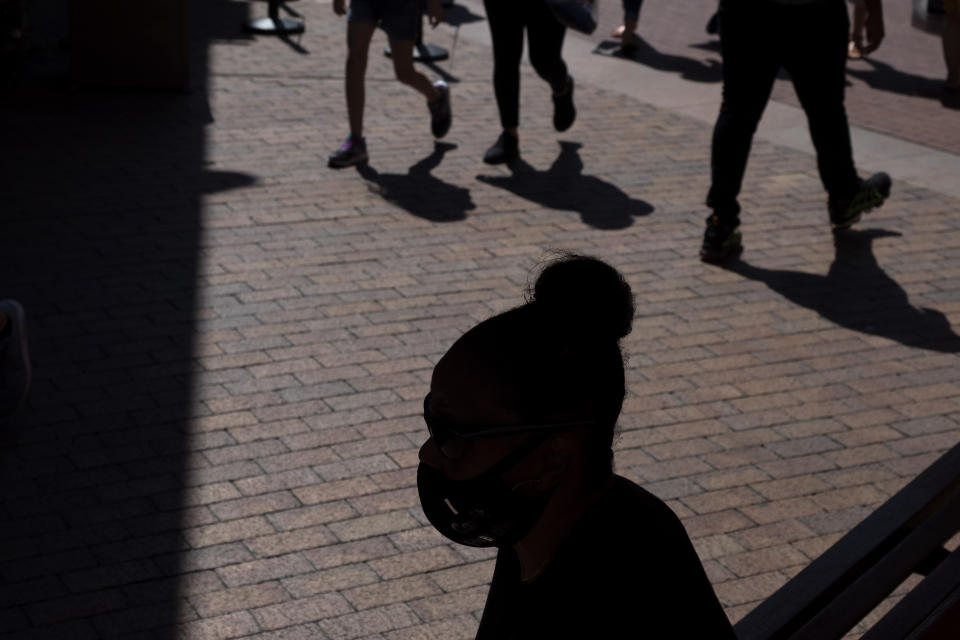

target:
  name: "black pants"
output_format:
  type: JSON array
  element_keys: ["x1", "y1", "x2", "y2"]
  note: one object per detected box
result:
[
  {"x1": 707, "y1": 0, "x2": 860, "y2": 223},
  {"x1": 483, "y1": 0, "x2": 569, "y2": 130}
]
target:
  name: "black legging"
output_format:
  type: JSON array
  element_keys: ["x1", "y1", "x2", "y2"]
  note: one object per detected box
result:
[
  {"x1": 483, "y1": 0, "x2": 569, "y2": 130},
  {"x1": 707, "y1": 0, "x2": 859, "y2": 222}
]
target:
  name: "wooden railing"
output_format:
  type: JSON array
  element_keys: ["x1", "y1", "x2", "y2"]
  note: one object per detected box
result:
[{"x1": 733, "y1": 442, "x2": 960, "y2": 640}]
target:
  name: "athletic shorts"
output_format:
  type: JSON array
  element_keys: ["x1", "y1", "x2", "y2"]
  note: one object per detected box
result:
[{"x1": 348, "y1": 0, "x2": 420, "y2": 41}]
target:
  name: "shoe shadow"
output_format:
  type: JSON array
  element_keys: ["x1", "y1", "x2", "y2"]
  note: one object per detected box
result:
[
  {"x1": 593, "y1": 35, "x2": 722, "y2": 84},
  {"x1": 476, "y1": 141, "x2": 653, "y2": 230},
  {"x1": 356, "y1": 142, "x2": 474, "y2": 222},
  {"x1": 721, "y1": 229, "x2": 960, "y2": 353}
]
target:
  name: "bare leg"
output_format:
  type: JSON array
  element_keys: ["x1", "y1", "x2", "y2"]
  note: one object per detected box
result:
[
  {"x1": 849, "y1": 3, "x2": 866, "y2": 58},
  {"x1": 388, "y1": 38, "x2": 440, "y2": 102},
  {"x1": 346, "y1": 21, "x2": 377, "y2": 137}
]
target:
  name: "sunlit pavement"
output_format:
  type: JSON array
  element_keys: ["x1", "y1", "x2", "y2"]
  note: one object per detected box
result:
[{"x1": 2, "y1": 1, "x2": 959, "y2": 638}]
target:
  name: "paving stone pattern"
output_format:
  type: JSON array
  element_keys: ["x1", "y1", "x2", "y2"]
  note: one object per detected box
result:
[
  {"x1": 2, "y1": 0, "x2": 960, "y2": 638},
  {"x1": 580, "y1": 0, "x2": 960, "y2": 154}
]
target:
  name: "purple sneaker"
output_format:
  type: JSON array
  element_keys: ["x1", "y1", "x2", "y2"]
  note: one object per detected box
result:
[{"x1": 328, "y1": 134, "x2": 368, "y2": 169}]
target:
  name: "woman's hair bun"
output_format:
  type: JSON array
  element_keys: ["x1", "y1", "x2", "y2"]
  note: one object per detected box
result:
[{"x1": 530, "y1": 253, "x2": 634, "y2": 341}]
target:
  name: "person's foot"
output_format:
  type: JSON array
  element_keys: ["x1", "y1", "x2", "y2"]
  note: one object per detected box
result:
[
  {"x1": 705, "y1": 12, "x2": 719, "y2": 35},
  {"x1": 942, "y1": 85, "x2": 960, "y2": 110},
  {"x1": 553, "y1": 76, "x2": 576, "y2": 132},
  {"x1": 847, "y1": 39, "x2": 863, "y2": 59},
  {"x1": 0, "y1": 300, "x2": 31, "y2": 418},
  {"x1": 828, "y1": 172, "x2": 891, "y2": 230},
  {"x1": 483, "y1": 131, "x2": 519, "y2": 165},
  {"x1": 429, "y1": 80, "x2": 452, "y2": 138},
  {"x1": 328, "y1": 134, "x2": 368, "y2": 169},
  {"x1": 612, "y1": 24, "x2": 626, "y2": 37},
  {"x1": 700, "y1": 214, "x2": 743, "y2": 263}
]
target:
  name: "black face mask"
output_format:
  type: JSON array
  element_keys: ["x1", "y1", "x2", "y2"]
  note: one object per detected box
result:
[{"x1": 417, "y1": 433, "x2": 556, "y2": 548}]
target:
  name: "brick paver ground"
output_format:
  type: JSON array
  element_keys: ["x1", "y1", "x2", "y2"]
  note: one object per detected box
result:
[
  {"x1": 582, "y1": 0, "x2": 960, "y2": 154},
  {"x1": 2, "y1": 0, "x2": 960, "y2": 638}
]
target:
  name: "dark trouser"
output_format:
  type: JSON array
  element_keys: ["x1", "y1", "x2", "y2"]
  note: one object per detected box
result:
[
  {"x1": 483, "y1": 0, "x2": 569, "y2": 130},
  {"x1": 707, "y1": 0, "x2": 860, "y2": 224},
  {"x1": 622, "y1": 0, "x2": 643, "y2": 22}
]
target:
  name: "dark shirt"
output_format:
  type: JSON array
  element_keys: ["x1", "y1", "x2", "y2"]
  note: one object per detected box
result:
[{"x1": 476, "y1": 475, "x2": 738, "y2": 639}]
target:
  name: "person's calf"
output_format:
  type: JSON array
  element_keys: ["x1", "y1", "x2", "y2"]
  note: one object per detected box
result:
[{"x1": 393, "y1": 65, "x2": 439, "y2": 101}]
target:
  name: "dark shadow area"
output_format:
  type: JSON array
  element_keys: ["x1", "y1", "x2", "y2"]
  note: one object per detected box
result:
[
  {"x1": 0, "y1": 0, "x2": 255, "y2": 637},
  {"x1": 277, "y1": 31, "x2": 310, "y2": 55},
  {"x1": 689, "y1": 39, "x2": 721, "y2": 54},
  {"x1": 356, "y1": 142, "x2": 473, "y2": 222},
  {"x1": 720, "y1": 229, "x2": 960, "y2": 352},
  {"x1": 441, "y1": 3, "x2": 484, "y2": 27},
  {"x1": 420, "y1": 57, "x2": 460, "y2": 84},
  {"x1": 476, "y1": 141, "x2": 653, "y2": 230},
  {"x1": 846, "y1": 57, "x2": 945, "y2": 99},
  {"x1": 593, "y1": 35, "x2": 721, "y2": 84}
]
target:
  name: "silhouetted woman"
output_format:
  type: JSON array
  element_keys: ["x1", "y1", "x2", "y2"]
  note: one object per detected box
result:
[{"x1": 417, "y1": 254, "x2": 737, "y2": 639}]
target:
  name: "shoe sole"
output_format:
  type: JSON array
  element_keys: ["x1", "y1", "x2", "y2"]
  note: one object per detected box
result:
[
  {"x1": 328, "y1": 152, "x2": 368, "y2": 169},
  {"x1": 831, "y1": 183, "x2": 891, "y2": 230},
  {"x1": 700, "y1": 242, "x2": 743, "y2": 264}
]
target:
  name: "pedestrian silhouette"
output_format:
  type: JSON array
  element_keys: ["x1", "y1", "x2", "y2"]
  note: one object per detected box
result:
[
  {"x1": 481, "y1": 0, "x2": 576, "y2": 164},
  {"x1": 328, "y1": 0, "x2": 452, "y2": 168},
  {"x1": 700, "y1": 0, "x2": 891, "y2": 263},
  {"x1": 722, "y1": 229, "x2": 960, "y2": 353},
  {"x1": 417, "y1": 254, "x2": 738, "y2": 639},
  {"x1": 356, "y1": 142, "x2": 474, "y2": 222},
  {"x1": 476, "y1": 141, "x2": 653, "y2": 230}
]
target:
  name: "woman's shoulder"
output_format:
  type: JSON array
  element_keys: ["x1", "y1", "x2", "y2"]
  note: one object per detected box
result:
[{"x1": 605, "y1": 474, "x2": 688, "y2": 529}]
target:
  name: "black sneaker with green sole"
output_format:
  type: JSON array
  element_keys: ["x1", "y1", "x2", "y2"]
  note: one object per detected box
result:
[
  {"x1": 700, "y1": 214, "x2": 743, "y2": 263},
  {"x1": 829, "y1": 172, "x2": 891, "y2": 230}
]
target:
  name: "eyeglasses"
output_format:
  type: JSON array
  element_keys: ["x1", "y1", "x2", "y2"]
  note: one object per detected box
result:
[{"x1": 422, "y1": 392, "x2": 594, "y2": 460}]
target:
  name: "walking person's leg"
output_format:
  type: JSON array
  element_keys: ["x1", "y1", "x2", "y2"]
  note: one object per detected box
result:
[
  {"x1": 383, "y1": 0, "x2": 453, "y2": 138},
  {"x1": 848, "y1": 0, "x2": 867, "y2": 59},
  {"x1": 527, "y1": 0, "x2": 575, "y2": 132},
  {"x1": 346, "y1": 20, "x2": 377, "y2": 141},
  {"x1": 943, "y1": 0, "x2": 960, "y2": 106},
  {"x1": 388, "y1": 39, "x2": 439, "y2": 100},
  {"x1": 785, "y1": 0, "x2": 889, "y2": 229},
  {"x1": 701, "y1": 0, "x2": 781, "y2": 262},
  {"x1": 483, "y1": 0, "x2": 525, "y2": 163},
  {"x1": 329, "y1": 7, "x2": 377, "y2": 168},
  {"x1": 612, "y1": 0, "x2": 643, "y2": 49}
]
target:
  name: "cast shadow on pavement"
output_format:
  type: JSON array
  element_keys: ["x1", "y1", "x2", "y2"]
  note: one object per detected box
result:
[
  {"x1": 593, "y1": 36, "x2": 722, "y2": 84},
  {"x1": 0, "y1": 1, "x2": 256, "y2": 637},
  {"x1": 720, "y1": 228, "x2": 960, "y2": 353},
  {"x1": 442, "y1": 3, "x2": 485, "y2": 27},
  {"x1": 356, "y1": 142, "x2": 475, "y2": 222},
  {"x1": 476, "y1": 141, "x2": 654, "y2": 230},
  {"x1": 846, "y1": 58, "x2": 945, "y2": 100}
]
